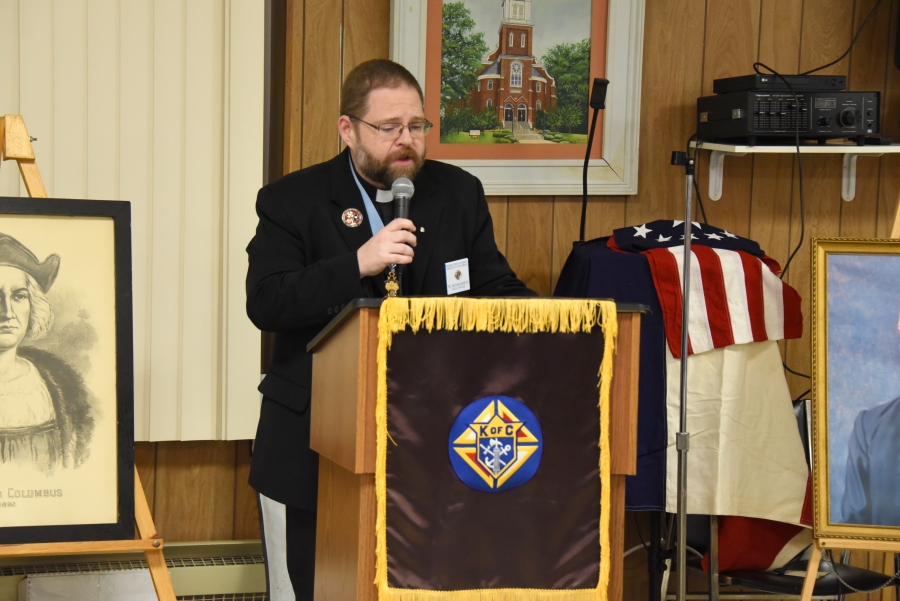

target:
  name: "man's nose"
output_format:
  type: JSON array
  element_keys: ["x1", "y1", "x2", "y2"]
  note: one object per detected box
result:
[
  {"x1": 395, "y1": 126, "x2": 414, "y2": 145},
  {"x1": 0, "y1": 296, "x2": 11, "y2": 319}
]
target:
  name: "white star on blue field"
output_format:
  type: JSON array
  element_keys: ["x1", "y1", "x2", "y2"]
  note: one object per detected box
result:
[{"x1": 633, "y1": 223, "x2": 651, "y2": 238}]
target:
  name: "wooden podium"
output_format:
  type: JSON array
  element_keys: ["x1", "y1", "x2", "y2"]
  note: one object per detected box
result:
[{"x1": 306, "y1": 299, "x2": 643, "y2": 601}]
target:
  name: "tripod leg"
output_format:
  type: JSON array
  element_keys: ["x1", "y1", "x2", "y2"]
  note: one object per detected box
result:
[
  {"x1": 709, "y1": 515, "x2": 719, "y2": 601},
  {"x1": 648, "y1": 511, "x2": 665, "y2": 601}
]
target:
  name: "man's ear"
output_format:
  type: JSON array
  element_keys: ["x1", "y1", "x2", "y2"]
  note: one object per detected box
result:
[{"x1": 337, "y1": 115, "x2": 356, "y2": 149}]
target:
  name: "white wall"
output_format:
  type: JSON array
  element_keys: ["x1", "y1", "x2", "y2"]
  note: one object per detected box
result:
[{"x1": 0, "y1": 0, "x2": 264, "y2": 441}]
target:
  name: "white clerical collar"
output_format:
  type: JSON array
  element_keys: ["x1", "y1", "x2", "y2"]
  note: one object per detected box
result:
[{"x1": 375, "y1": 189, "x2": 393, "y2": 204}]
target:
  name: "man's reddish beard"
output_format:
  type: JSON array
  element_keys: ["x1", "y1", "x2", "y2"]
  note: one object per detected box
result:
[{"x1": 353, "y1": 141, "x2": 425, "y2": 188}]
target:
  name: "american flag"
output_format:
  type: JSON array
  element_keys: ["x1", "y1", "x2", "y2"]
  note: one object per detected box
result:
[{"x1": 608, "y1": 220, "x2": 802, "y2": 358}]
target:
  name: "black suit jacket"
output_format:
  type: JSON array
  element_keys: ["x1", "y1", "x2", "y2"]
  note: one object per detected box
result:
[{"x1": 246, "y1": 148, "x2": 535, "y2": 510}]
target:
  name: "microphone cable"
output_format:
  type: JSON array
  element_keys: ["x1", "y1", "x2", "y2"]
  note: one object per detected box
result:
[
  {"x1": 685, "y1": 2, "x2": 886, "y2": 383},
  {"x1": 761, "y1": 0, "x2": 888, "y2": 380},
  {"x1": 579, "y1": 78, "x2": 610, "y2": 243},
  {"x1": 800, "y1": 0, "x2": 887, "y2": 76},
  {"x1": 752, "y1": 0, "x2": 888, "y2": 278}
]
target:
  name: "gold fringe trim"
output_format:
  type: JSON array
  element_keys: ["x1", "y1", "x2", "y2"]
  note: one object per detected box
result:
[{"x1": 375, "y1": 298, "x2": 618, "y2": 601}]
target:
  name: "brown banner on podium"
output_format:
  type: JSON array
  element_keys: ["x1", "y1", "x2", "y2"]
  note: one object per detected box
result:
[{"x1": 374, "y1": 298, "x2": 616, "y2": 601}]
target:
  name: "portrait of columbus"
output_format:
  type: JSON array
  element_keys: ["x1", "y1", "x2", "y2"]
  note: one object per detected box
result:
[{"x1": 0, "y1": 233, "x2": 94, "y2": 474}]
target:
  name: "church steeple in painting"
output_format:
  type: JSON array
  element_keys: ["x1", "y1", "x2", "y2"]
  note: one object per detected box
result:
[
  {"x1": 439, "y1": 0, "x2": 595, "y2": 145},
  {"x1": 501, "y1": 0, "x2": 532, "y2": 25},
  {"x1": 468, "y1": 0, "x2": 555, "y2": 131}
]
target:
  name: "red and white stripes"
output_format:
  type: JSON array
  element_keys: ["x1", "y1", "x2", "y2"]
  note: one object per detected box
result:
[{"x1": 644, "y1": 246, "x2": 802, "y2": 357}]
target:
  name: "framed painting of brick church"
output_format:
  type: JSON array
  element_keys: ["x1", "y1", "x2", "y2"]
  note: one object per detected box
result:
[{"x1": 390, "y1": 0, "x2": 645, "y2": 195}]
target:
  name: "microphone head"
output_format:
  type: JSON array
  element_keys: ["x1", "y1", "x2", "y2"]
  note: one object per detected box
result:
[
  {"x1": 589, "y1": 78, "x2": 610, "y2": 110},
  {"x1": 391, "y1": 178, "x2": 415, "y2": 199}
]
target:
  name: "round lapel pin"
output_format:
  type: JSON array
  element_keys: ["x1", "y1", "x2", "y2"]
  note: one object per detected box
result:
[{"x1": 342, "y1": 208, "x2": 364, "y2": 228}]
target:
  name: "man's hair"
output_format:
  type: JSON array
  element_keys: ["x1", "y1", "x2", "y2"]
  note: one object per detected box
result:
[
  {"x1": 340, "y1": 59, "x2": 424, "y2": 118},
  {"x1": 24, "y1": 272, "x2": 53, "y2": 340}
]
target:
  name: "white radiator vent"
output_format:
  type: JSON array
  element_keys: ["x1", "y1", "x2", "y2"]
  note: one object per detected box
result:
[
  {"x1": 169, "y1": 557, "x2": 265, "y2": 568},
  {"x1": 18, "y1": 570, "x2": 156, "y2": 600},
  {"x1": 1, "y1": 561, "x2": 147, "y2": 576},
  {"x1": 9, "y1": 555, "x2": 267, "y2": 600},
  {"x1": 17, "y1": 571, "x2": 269, "y2": 600},
  {"x1": 175, "y1": 593, "x2": 268, "y2": 601},
  {"x1": 1, "y1": 556, "x2": 265, "y2": 576}
]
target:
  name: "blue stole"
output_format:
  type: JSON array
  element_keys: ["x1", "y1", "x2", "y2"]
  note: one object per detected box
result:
[{"x1": 348, "y1": 154, "x2": 385, "y2": 236}]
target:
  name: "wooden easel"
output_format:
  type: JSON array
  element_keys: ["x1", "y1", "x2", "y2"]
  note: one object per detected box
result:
[
  {"x1": 893, "y1": 191, "x2": 900, "y2": 239},
  {"x1": 800, "y1": 538, "x2": 900, "y2": 601},
  {"x1": 0, "y1": 114, "x2": 176, "y2": 601}
]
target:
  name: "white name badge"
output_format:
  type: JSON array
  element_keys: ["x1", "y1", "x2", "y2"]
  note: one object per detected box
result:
[{"x1": 445, "y1": 258, "x2": 471, "y2": 295}]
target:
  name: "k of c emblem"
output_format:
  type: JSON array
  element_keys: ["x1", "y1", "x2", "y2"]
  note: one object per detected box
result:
[
  {"x1": 342, "y1": 208, "x2": 364, "y2": 227},
  {"x1": 448, "y1": 396, "x2": 542, "y2": 492}
]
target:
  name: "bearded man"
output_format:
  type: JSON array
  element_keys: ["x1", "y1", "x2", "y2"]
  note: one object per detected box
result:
[{"x1": 245, "y1": 59, "x2": 534, "y2": 599}]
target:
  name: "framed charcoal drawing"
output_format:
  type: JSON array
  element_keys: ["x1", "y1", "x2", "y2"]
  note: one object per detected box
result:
[
  {"x1": 390, "y1": 0, "x2": 645, "y2": 195},
  {"x1": 812, "y1": 237, "x2": 900, "y2": 541},
  {"x1": 0, "y1": 197, "x2": 133, "y2": 544}
]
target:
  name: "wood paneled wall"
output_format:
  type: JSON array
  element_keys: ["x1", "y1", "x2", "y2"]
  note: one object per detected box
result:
[
  {"x1": 135, "y1": 440, "x2": 260, "y2": 542},
  {"x1": 274, "y1": 0, "x2": 900, "y2": 598}
]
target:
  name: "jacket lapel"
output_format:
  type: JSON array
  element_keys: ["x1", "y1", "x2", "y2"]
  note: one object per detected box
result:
[
  {"x1": 407, "y1": 166, "x2": 443, "y2": 294},
  {"x1": 328, "y1": 149, "x2": 441, "y2": 296},
  {"x1": 329, "y1": 149, "x2": 390, "y2": 297},
  {"x1": 330, "y1": 148, "x2": 373, "y2": 254}
]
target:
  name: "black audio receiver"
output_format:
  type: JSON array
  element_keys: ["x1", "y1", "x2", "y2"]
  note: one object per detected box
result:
[
  {"x1": 697, "y1": 91, "x2": 880, "y2": 145},
  {"x1": 712, "y1": 74, "x2": 847, "y2": 94}
]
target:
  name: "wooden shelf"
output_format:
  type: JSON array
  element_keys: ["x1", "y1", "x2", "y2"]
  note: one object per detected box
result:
[{"x1": 690, "y1": 141, "x2": 900, "y2": 201}]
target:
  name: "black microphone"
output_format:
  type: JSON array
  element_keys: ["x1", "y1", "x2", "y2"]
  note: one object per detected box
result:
[
  {"x1": 390, "y1": 178, "x2": 415, "y2": 296},
  {"x1": 589, "y1": 77, "x2": 610, "y2": 109},
  {"x1": 392, "y1": 177, "x2": 414, "y2": 221}
]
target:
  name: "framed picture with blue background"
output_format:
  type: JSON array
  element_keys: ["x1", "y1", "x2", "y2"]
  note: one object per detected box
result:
[{"x1": 813, "y1": 237, "x2": 900, "y2": 541}]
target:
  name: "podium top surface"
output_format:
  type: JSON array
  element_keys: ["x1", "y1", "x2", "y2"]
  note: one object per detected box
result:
[{"x1": 306, "y1": 298, "x2": 649, "y2": 353}]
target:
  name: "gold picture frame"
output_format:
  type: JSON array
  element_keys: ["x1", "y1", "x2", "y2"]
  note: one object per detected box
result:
[{"x1": 812, "y1": 237, "x2": 900, "y2": 541}]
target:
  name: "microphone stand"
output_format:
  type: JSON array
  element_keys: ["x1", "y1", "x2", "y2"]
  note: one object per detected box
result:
[
  {"x1": 579, "y1": 108, "x2": 601, "y2": 243},
  {"x1": 578, "y1": 78, "x2": 609, "y2": 244},
  {"x1": 670, "y1": 149, "x2": 695, "y2": 601}
]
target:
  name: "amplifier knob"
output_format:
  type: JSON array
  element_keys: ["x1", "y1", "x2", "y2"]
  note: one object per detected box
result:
[
  {"x1": 837, "y1": 108, "x2": 861, "y2": 127},
  {"x1": 818, "y1": 116, "x2": 832, "y2": 126}
]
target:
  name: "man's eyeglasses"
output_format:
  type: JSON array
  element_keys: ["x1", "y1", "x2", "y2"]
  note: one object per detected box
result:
[{"x1": 347, "y1": 115, "x2": 433, "y2": 139}]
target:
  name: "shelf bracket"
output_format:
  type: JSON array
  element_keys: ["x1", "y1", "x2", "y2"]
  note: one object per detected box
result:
[
  {"x1": 708, "y1": 150, "x2": 747, "y2": 201},
  {"x1": 841, "y1": 152, "x2": 883, "y2": 201}
]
